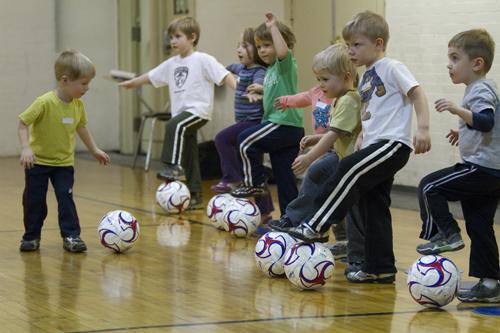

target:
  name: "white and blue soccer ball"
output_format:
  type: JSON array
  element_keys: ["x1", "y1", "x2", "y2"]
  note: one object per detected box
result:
[
  {"x1": 407, "y1": 255, "x2": 461, "y2": 307},
  {"x1": 283, "y1": 242, "x2": 335, "y2": 290},
  {"x1": 206, "y1": 193, "x2": 235, "y2": 230},
  {"x1": 222, "y1": 198, "x2": 261, "y2": 237},
  {"x1": 255, "y1": 232, "x2": 298, "y2": 277},
  {"x1": 98, "y1": 210, "x2": 140, "y2": 253},
  {"x1": 156, "y1": 181, "x2": 191, "y2": 214}
]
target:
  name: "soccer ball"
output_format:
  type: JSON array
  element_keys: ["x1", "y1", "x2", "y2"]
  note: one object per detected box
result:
[
  {"x1": 407, "y1": 255, "x2": 461, "y2": 307},
  {"x1": 206, "y1": 193, "x2": 235, "y2": 230},
  {"x1": 156, "y1": 181, "x2": 191, "y2": 213},
  {"x1": 98, "y1": 210, "x2": 140, "y2": 253},
  {"x1": 222, "y1": 198, "x2": 261, "y2": 237},
  {"x1": 255, "y1": 232, "x2": 298, "y2": 277},
  {"x1": 283, "y1": 242, "x2": 335, "y2": 290}
]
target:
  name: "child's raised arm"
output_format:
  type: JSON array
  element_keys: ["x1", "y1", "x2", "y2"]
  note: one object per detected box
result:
[
  {"x1": 222, "y1": 73, "x2": 237, "y2": 90},
  {"x1": 265, "y1": 13, "x2": 288, "y2": 60},
  {"x1": 76, "y1": 127, "x2": 110, "y2": 165},
  {"x1": 118, "y1": 73, "x2": 151, "y2": 89},
  {"x1": 408, "y1": 86, "x2": 431, "y2": 154},
  {"x1": 275, "y1": 91, "x2": 313, "y2": 111},
  {"x1": 18, "y1": 120, "x2": 35, "y2": 169}
]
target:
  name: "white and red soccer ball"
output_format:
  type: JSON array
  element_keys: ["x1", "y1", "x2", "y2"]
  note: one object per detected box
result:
[
  {"x1": 255, "y1": 232, "x2": 298, "y2": 277},
  {"x1": 407, "y1": 255, "x2": 461, "y2": 307},
  {"x1": 98, "y1": 210, "x2": 140, "y2": 253},
  {"x1": 206, "y1": 193, "x2": 235, "y2": 230},
  {"x1": 283, "y1": 242, "x2": 335, "y2": 290},
  {"x1": 156, "y1": 181, "x2": 191, "y2": 214},
  {"x1": 222, "y1": 198, "x2": 261, "y2": 237}
]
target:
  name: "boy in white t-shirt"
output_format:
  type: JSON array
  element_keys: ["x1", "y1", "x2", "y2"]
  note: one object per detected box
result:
[
  {"x1": 120, "y1": 17, "x2": 236, "y2": 208},
  {"x1": 287, "y1": 11, "x2": 431, "y2": 283}
]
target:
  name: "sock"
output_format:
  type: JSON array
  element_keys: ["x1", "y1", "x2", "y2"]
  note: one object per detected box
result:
[{"x1": 482, "y1": 278, "x2": 499, "y2": 289}]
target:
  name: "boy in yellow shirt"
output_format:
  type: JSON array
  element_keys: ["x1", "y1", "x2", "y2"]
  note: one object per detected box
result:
[{"x1": 18, "y1": 49, "x2": 109, "y2": 252}]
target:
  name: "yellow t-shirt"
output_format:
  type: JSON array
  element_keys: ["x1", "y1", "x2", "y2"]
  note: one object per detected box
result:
[
  {"x1": 330, "y1": 91, "x2": 362, "y2": 159},
  {"x1": 19, "y1": 91, "x2": 87, "y2": 166}
]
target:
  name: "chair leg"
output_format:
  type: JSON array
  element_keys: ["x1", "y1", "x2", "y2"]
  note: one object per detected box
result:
[
  {"x1": 145, "y1": 117, "x2": 157, "y2": 171},
  {"x1": 132, "y1": 116, "x2": 147, "y2": 169}
]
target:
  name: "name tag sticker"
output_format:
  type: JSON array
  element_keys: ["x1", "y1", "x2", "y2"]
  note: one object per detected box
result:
[
  {"x1": 316, "y1": 101, "x2": 328, "y2": 109},
  {"x1": 62, "y1": 117, "x2": 74, "y2": 124}
]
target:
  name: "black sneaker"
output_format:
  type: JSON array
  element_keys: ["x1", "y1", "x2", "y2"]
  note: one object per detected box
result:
[
  {"x1": 63, "y1": 236, "x2": 87, "y2": 253},
  {"x1": 268, "y1": 216, "x2": 294, "y2": 232},
  {"x1": 186, "y1": 192, "x2": 203, "y2": 211},
  {"x1": 344, "y1": 262, "x2": 363, "y2": 276},
  {"x1": 457, "y1": 279, "x2": 500, "y2": 303},
  {"x1": 324, "y1": 241, "x2": 347, "y2": 259},
  {"x1": 287, "y1": 224, "x2": 329, "y2": 243},
  {"x1": 231, "y1": 184, "x2": 268, "y2": 198},
  {"x1": 157, "y1": 164, "x2": 186, "y2": 181},
  {"x1": 416, "y1": 232, "x2": 464, "y2": 255},
  {"x1": 20, "y1": 239, "x2": 40, "y2": 252},
  {"x1": 346, "y1": 270, "x2": 395, "y2": 284}
]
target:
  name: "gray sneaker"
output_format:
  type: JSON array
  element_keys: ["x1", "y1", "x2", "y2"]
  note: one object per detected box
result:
[
  {"x1": 20, "y1": 239, "x2": 40, "y2": 252},
  {"x1": 346, "y1": 270, "x2": 395, "y2": 284},
  {"x1": 416, "y1": 232, "x2": 464, "y2": 255},
  {"x1": 324, "y1": 241, "x2": 347, "y2": 259},
  {"x1": 186, "y1": 192, "x2": 203, "y2": 210},
  {"x1": 157, "y1": 164, "x2": 186, "y2": 181},
  {"x1": 268, "y1": 216, "x2": 294, "y2": 232},
  {"x1": 344, "y1": 262, "x2": 363, "y2": 276},
  {"x1": 288, "y1": 224, "x2": 329, "y2": 243},
  {"x1": 457, "y1": 279, "x2": 500, "y2": 303},
  {"x1": 63, "y1": 236, "x2": 87, "y2": 253}
]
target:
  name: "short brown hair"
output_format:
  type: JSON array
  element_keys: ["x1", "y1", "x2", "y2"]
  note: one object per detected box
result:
[
  {"x1": 254, "y1": 21, "x2": 296, "y2": 50},
  {"x1": 242, "y1": 27, "x2": 266, "y2": 67},
  {"x1": 54, "y1": 49, "x2": 95, "y2": 81},
  {"x1": 342, "y1": 11, "x2": 389, "y2": 50},
  {"x1": 167, "y1": 16, "x2": 200, "y2": 46},
  {"x1": 449, "y1": 29, "x2": 495, "y2": 73}
]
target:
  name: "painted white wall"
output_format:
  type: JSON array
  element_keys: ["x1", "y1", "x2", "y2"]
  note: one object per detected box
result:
[
  {"x1": 386, "y1": 0, "x2": 500, "y2": 186},
  {"x1": 0, "y1": 0, "x2": 119, "y2": 157},
  {"x1": 0, "y1": 0, "x2": 56, "y2": 156}
]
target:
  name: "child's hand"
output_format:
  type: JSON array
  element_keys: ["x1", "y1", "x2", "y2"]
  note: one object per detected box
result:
[
  {"x1": 274, "y1": 97, "x2": 286, "y2": 111},
  {"x1": 299, "y1": 136, "x2": 315, "y2": 151},
  {"x1": 245, "y1": 92, "x2": 263, "y2": 103},
  {"x1": 92, "y1": 148, "x2": 110, "y2": 165},
  {"x1": 247, "y1": 84, "x2": 263, "y2": 94},
  {"x1": 118, "y1": 79, "x2": 135, "y2": 89},
  {"x1": 413, "y1": 129, "x2": 431, "y2": 154},
  {"x1": 265, "y1": 13, "x2": 277, "y2": 28},
  {"x1": 446, "y1": 129, "x2": 459, "y2": 146},
  {"x1": 20, "y1": 147, "x2": 35, "y2": 169},
  {"x1": 435, "y1": 98, "x2": 459, "y2": 114},
  {"x1": 291, "y1": 154, "x2": 312, "y2": 175}
]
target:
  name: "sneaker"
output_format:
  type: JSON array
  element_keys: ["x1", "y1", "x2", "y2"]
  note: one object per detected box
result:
[
  {"x1": 287, "y1": 224, "x2": 329, "y2": 243},
  {"x1": 63, "y1": 236, "x2": 87, "y2": 253},
  {"x1": 186, "y1": 192, "x2": 203, "y2": 210},
  {"x1": 231, "y1": 184, "x2": 268, "y2": 198},
  {"x1": 324, "y1": 241, "x2": 347, "y2": 259},
  {"x1": 457, "y1": 279, "x2": 500, "y2": 303},
  {"x1": 157, "y1": 164, "x2": 186, "y2": 181},
  {"x1": 344, "y1": 262, "x2": 363, "y2": 276},
  {"x1": 210, "y1": 181, "x2": 235, "y2": 193},
  {"x1": 268, "y1": 216, "x2": 294, "y2": 232},
  {"x1": 416, "y1": 232, "x2": 464, "y2": 255},
  {"x1": 20, "y1": 239, "x2": 40, "y2": 252},
  {"x1": 346, "y1": 270, "x2": 395, "y2": 284}
]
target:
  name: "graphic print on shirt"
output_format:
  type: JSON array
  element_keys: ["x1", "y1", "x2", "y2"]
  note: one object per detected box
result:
[
  {"x1": 358, "y1": 67, "x2": 386, "y2": 121},
  {"x1": 174, "y1": 66, "x2": 189, "y2": 88},
  {"x1": 312, "y1": 100, "x2": 331, "y2": 130}
]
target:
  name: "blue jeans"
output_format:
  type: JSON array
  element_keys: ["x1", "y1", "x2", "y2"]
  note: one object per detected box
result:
[{"x1": 23, "y1": 165, "x2": 80, "y2": 240}]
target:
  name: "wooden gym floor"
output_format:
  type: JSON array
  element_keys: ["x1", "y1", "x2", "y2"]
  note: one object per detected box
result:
[{"x1": 0, "y1": 156, "x2": 499, "y2": 333}]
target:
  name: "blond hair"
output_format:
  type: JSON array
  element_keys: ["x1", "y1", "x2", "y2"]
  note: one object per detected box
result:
[
  {"x1": 54, "y1": 49, "x2": 95, "y2": 81},
  {"x1": 254, "y1": 21, "x2": 296, "y2": 50},
  {"x1": 449, "y1": 29, "x2": 495, "y2": 73},
  {"x1": 342, "y1": 11, "x2": 389, "y2": 51},
  {"x1": 167, "y1": 16, "x2": 200, "y2": 46},
  {"x1": 312, "y1": 43, "x2": 357, "y2": 78}
]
